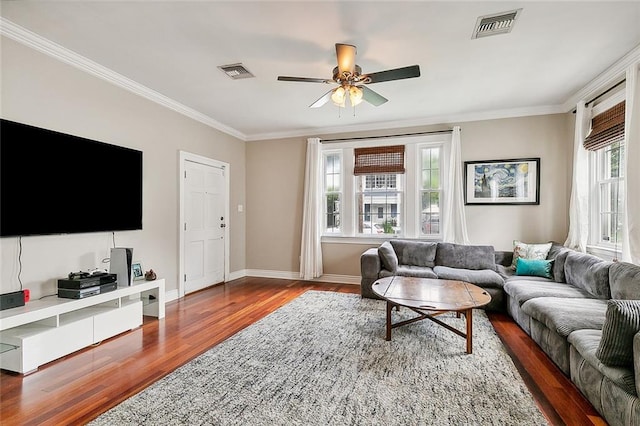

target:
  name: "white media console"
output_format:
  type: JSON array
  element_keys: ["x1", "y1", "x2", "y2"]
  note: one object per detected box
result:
[{"x1": 0, "y1": 279, "x2": 165, "y2": 374}]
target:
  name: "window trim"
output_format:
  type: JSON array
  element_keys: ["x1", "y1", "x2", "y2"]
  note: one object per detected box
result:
[
  {"x1": 322, "y1": 149, "x2": 343, "y2": 235},
  {"x1": 418, "y1": 143, "x2": 445, "y2": 239},
  {"x1": 589, "y1": 143, "x2": 625, "y2": 250}
]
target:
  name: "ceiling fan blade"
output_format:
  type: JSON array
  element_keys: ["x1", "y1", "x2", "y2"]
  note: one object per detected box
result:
[
  {"x1": 309, "y1": 89, "x2": 334, "y2": 108},
  {"x1": 364, "y1": 65, "x2": 421, "y2": 84},
  {"x1": 335, "y1": 43, "x2": 356, "y2": 74},
  {"x1": 361, "y1": 86, "x2": 388, "y2": 106},
  {"x1": 278, "y1": 76, "x2": 332, "y2": 84}
]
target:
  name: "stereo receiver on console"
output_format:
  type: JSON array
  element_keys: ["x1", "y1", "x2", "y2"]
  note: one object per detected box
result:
[
  {"x1": 58, "y1": 272, "x2": 117, "y2": 290},
  {"x1": 58, "y1": 282, "x2": 118, "y2": 299}
]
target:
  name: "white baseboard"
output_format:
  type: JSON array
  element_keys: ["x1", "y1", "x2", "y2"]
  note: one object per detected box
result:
[
  {"x1": 227, "y1": 269, "x2": 248, "y2": 281},
  {"x1": 165, "y1": 288, "x2": 180, "y2": 302},
  {"x1": 164, "y1": 270, "x2": 358, "y2": 303},
  {"x1": 312, "y1": 274, "x2": 360, "y2": 285},
  {"x1": 243, "y1": 269, "x2": 360, "y2": 285}
]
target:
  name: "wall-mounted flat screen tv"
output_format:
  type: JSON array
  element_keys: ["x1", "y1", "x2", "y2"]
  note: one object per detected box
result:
[{"x1": 1, "y1": 119, "x2": 143, "y2": 237}]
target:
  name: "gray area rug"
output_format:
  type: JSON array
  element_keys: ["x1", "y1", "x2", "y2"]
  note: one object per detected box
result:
[{"x1": 90, "y1": 290, "x2": 548, "y2": 425}]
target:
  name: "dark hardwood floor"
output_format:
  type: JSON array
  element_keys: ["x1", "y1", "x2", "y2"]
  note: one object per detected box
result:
[{"x1": 0, "y1": 277, "x2": 606, "y2": 426}]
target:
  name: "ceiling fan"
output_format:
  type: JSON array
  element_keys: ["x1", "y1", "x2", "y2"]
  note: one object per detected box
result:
[{"x1": 277, "y1": 43, "x2": 421, "y2": 109}]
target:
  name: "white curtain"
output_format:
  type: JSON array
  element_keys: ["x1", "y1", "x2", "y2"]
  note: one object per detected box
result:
[
  {"x1": 443, "y1": 126, "x2": 470, "y2": 244},
  {"x1": 299, "y1": 137, "x2": 323, "y2": 279},
  {"x1": 622, "y1": 64, "x2": 640, "y2": 264},
  {"x1": 564, "y1": 101, "x2": 592, "y2": 251}
]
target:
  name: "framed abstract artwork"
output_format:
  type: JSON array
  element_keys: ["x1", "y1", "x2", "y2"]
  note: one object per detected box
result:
[{"x1": 464, "y1": 158, "x2": 540, "y2": 205}]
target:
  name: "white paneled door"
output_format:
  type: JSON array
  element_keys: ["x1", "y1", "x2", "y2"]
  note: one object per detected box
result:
[{"x1": 183, "y1": 159, "x2": 226, "y2": 294}]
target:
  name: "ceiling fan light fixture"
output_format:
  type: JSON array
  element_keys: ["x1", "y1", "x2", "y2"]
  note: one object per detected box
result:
[
  {"x1": 331, "y1": 86, "x2": 347, "y2": 107},
  {"x1": 349, "y1": 86, "x2": 363, "y2": 106}
]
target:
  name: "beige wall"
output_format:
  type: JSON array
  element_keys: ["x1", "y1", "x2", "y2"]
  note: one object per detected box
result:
[
  {"x1": 0, "y1": 36, "x2": 576, "y2": 294},
  {"x1": 0, "y1": 37, "x2": 246, "y2": 298},
  {"x1": 246, "y1": 114, "x2": 574, "y2": 277}
]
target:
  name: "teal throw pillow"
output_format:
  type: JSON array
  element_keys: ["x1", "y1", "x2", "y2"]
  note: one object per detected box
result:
[{"x1": 515, "y1": 258, "x2": 553, "y2": 279}]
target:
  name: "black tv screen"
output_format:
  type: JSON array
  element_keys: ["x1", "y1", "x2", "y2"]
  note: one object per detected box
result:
[{"x1": 1, "y1": 119, "x2": 143, "y2": 237}]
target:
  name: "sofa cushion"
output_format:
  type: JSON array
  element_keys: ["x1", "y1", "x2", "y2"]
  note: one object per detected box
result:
[
  {"x1": 546, "y1": 243, "x2": 572, "y2": 283},
  {"x1": 521, "y1": 297, "x2": 608, "y2": 337},
  {"x1": 515, "y1": 258, "x2": 553, "y2": 279},
  {"x1": 596, "y1": 300, "x2": 640, "y2": 368},
  {"x1": 568, "y1": 329, "x2": 637, "y2": 396},
  {"x1": 511, "y1": 240, "x2": 552, "y2": 269},
  {"x1": 435, "y1": 243, "x2": 495, "y2": 271},
  {"x1": 609, "y1": 261, "x2": 640, "y2": 300},
  {"x1": 389, "y1": 240, "x2": 437, "y2": 267},
  {"x1": 378, "y1": 241, "x2": 398, "y2": 272},
  {"x1": 433, "y1": 266, "x2": 504, "y2": 289},
  {"x1": 384, "y1": 265, "x2": 437, "y2": 279},
  {"x1": 504, "y1": 280, "x2": 593, "y2": 306},
  {"x1": 635, "y1": 333, "x2": 640, "y2": 397},
  {"x1": 564, "y1": 252, "x2": 612, "y2": 299}
]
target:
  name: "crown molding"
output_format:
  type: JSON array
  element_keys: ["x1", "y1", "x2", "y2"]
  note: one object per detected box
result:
[
  {"x1": 245, "y1": 104, "x2": 565, "y2": 141},
  {"x1": 0, "y1": 18, "x2": 247, "y2": 141},
  {"x1": 561, "y1": 43, "x2": 640, "y2": 111},
  {"x1": 3, "y1": 16, "x2": 637, "y2": 143}
]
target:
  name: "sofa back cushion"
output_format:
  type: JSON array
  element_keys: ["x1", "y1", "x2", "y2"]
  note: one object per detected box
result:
[
  {"x1": 389, "y1": 240, "x2": 437, "y2": 267},
  {"x1": 564, "y1": 252, "x2": 612, "y2": 299},
  {"x1": 435, "y1": 243, "x2": 495, "y2": 271},
  {"x1": 378, "y1": 241, "x2": 398, "y2": 272},
  {"x1": 609, "y1": 261, "x2": 640, "y2": 299},
  {"x1": 546, "y1": 243, "x2": 572, "y2": 283}
]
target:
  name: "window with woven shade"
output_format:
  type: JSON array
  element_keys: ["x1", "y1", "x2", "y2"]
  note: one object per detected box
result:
[
  {"x1": 586, "y1": 99, "x2": 626, "y2": 254},
  {"x1": 353, "y1": 145, "x2": 405, "y2": 175},
  {"x1": 319, "y1": 134, "x2": 448, "y2": 239},
  {"x1": 584, "y1": 101, "x2": 625, "y2": 151}
]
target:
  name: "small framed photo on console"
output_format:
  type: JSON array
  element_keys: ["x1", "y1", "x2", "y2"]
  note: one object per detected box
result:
[{"x1": 132, "y1": 262, "x2": 144, "y2": 281}]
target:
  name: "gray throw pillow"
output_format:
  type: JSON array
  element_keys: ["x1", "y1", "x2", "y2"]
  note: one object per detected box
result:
[
  {"x1": 595, "y1": 299, "x2": 640, "y2": 367},
  {"x1": 378, "y1": 241, "x2": 398, "y2": 272}
]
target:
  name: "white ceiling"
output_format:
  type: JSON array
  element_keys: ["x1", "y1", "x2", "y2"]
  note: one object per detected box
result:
[{"x1": 1, "y1": 1, "x2": 639, "y2": 141}]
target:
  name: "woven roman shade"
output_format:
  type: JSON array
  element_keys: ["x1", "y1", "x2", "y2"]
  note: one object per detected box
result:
[
  {"x1": 353, "y1": 145, "x2": 405, "y2": 175},
  {"x1": 584, "y1": 101, "x2": 625, "y2": 151}
]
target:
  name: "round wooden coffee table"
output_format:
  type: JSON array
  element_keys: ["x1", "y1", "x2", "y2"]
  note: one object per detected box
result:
[{"x1": 371, "y1": 276, "x2": 492, "y2": 354}]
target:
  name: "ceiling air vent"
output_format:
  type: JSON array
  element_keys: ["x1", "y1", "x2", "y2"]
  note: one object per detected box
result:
[
  {"x1": 472, "y1": 9, "x2": 522, "y2": 39},
  {"x1": 218, "y1": 63, "x2": 255, "y2": 80}
]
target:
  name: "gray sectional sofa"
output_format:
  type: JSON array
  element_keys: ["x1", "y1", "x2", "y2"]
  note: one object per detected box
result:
[
  {"x1": 360, "y1": 240, "x2": 640, "y2": 426},
  {"x1": 361, "y1": 240, "x2": 507, "y2": 311}
]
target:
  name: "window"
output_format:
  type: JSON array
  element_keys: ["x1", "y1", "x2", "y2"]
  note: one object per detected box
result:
[
  {"x1": 320, "y1": 135, "x2": 448, "y2": 240},
  {"x1": 356, "y1": 173, "x2": 403, "y2": 235},
  {"x1": 587, "y1": 97, "x2": 626, "y2": 255},
  {"x1": 420, "y1": 147, "x2": 441, "y2": 236},
  {"x1": 323, "y1": 151, "x2": 341, "y2": 233},
  {"x1": 595, "y1": 141, "x2": 625, "y2": 246}
]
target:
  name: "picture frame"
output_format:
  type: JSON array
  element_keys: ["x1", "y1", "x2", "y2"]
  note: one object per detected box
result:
[
  {"x1": 464, "y1": 158, "x2": 540, "y2": 205},
  {"x1": 132, "y1": 261, "x2": 144, "y2": 281}
]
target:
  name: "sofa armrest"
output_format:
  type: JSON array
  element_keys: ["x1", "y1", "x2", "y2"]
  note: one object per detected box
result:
[
  {"x1": 360, "y1": 247, "x2": 382, "y2": 299},
  {"x1": 361, "y1": 248, "x2": 381, "y2": 279},
  {"x1": 635, "y1": 332, "x2": 640, "y2": 396}
]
